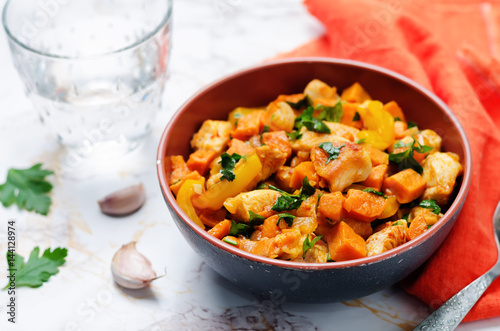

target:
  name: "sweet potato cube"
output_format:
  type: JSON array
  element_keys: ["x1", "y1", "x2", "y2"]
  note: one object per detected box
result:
[
  {"x1": 226, "y1": 138, "x2": 255, "y2": 156},
  {"x1": 340, "y1": 102, "x2": 363, "y2": 129},
  {"x1": 317, "y1": 192, "x2": 345, "y2": 225},
  {"x1": 231, "y1": 110, "x2": 265, "y2": 140},
  {"x1": 340, "y1": 82, "x2": 371, "y2": 103},
  {"x1": 383, "y1": 101, "x2": 406, "y2": 122},
  {"x1": 360, "y1": 164, "x2": 388, "y2": 191},
  {"x1": 343, "y1": 218, "x2": 373, "y2": 239},
  {"x1": 290, "y1": 161, "x2": 320, "y2": 189},
  {"x1": 407, "y1": 215, "x2": 428, "y2": 240},
  {"x1": 363, "y1": 144, "x2": 389, "y2": 166},
  {"x1": 199, "y1": 208, "x2": 227, "y2": 228},
  {"x1": 262, "y1": 131, "x2": 292, "y2": 159},
  {"x1": 258, "y1": 215, "x2": 281, "y2": 238},
  {"x1": 324, "y1": 221, "x2": 367, "y2": 261},
  {"x1": 169, "y1": 155, "x2": 202, "y2": 196},
  {"x1": 383, "y1": 169, "x2": 427, "y2": 204},
  {"x1": 186, "y1": 149, "x2": 218, "y2": 176},
  {"x1": 207, "y1": 220, "x2": 232, "y2": 239},
  {"x1": 394, "y1": 121, "x2": 408, "y2": 139},
  {"x1": 343, "y1": 189, "x2": 389, "y2": 222}
]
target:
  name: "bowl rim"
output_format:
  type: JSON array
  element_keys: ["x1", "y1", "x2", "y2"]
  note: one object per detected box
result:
[{"x1": 157, "y1": 57, "x2": 472, "y2": 270}]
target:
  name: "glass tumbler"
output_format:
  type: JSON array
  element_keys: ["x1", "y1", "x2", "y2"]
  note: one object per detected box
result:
[{"x1": 2, "y1": 0, "x2": 172, "y2": 157}]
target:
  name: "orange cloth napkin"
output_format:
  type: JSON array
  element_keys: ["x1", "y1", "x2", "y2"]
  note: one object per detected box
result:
[{"x1": 279, "y1": 0, "x2": 500, "y2": 322}]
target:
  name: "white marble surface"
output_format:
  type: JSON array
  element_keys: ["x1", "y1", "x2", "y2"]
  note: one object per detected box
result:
[{"x1": 0, "y1": 0, "x2": 499, "y2": 330}]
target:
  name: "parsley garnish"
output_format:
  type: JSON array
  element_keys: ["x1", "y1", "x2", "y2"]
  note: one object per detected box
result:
[
  {"x1": 277, "y1": 213, "x2": 296, "y2": 227},
  {"x1": 316, "y1": 102, "x2": 344, "y2": 123},
  {"x1": 352, "y1": 112, "x2": 361, "y2": 122},
  {"x1": 407, "y1": 121, "x2": 418, "y2": 129},
  {"x1": 427, "y1": 225, "x2": 433, "y2": 230},
  {"x1": 228, "y1": 220, "x2": 253, "y2": 238},
  {"x1": 249, "y1": 211, "x2": 266, "y2": 224},
  {"x1": 393, "y1": 140, "x2": 412, "y2": 149},
  {"x1": 419, "y1": 199, "x2": 441, "y2": 214},
  {"x1": 392, "y1": 220, "x2": 406, "y2": 226},
  {"x1": 394, "y1": 117, "x2": 401, "y2": 122},
  {"x1": 302, "y1": 235, "x2": 323, "y2": 259},
  {"x1": 388, "y1": 137, "x2": 432, "y2": 173},
  {"x1": 287, "y1": 131, "x2": 303, "y2": 140},
  {"x1": 286, "y1": 95, "x2": 311, "y2": 110},
  {"x1": 270, "y1": 177, "x2": 315, "y2": 212},
  {"x1": 218, "y1": 153, "x2": 242, "y2": 181},
  {"x1": 294, "y1": 106, "x2": 331, "y2": 134},
  {"x1": 0, "y1": 163, "x2": 54, "y2": 215},
  {"x1": 318, "y1": 142, "x2": 345, "y2": 164},
  {"x1": 356, "y1": 138, "x2": 367, "y2": 144},
  {"x1": 362, "y1": 188, "x2": 387, "y2": 198},
  {"x1": 327, "y1": 251, "x2": 334, "y2": 262},
  {"x1": 402, "y1": 213, "x2": 410, "y2": 221},
  {"x1": 4, "y1": 247, "x2": 67, "y2": 289},
  {"x1": 223, "y1": 237, "x2": 238, "y2": 246}
]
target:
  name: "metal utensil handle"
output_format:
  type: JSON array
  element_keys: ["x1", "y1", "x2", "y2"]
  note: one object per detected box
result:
[{"x1": 413, "y1": 271, "x2": 498, "y2": 331}]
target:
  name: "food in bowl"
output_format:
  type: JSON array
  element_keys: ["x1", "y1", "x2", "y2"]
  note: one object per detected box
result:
[{"x1": 168, "y1": 79, "x2": 463, "y2": 263}]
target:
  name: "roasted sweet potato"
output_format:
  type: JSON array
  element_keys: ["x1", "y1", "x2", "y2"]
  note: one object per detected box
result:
[
  {"x1": 325, "y1": 221, "x2": 367, "y2": 261},
  {"x1": 343, "y1": 189, "x2": 389, "y2": 222},
  {"x1": 383, "y1": 168, "x2": 427, "y2": 204},
  {"x1": 207, "y1": 219, "x2": 232, "y2": 239},
  {"x1": 317, "y1": 192, "x2": 345, "y2": 225},
  {"x1": 290, "y1": 161, "x2": 320, "y2": 189},
  {"x1": 360, "y1": 164, "x2": 388, "y2": 191},
  {"x1": 186, "y1": 149, "x2": 218, "y2": 176}
]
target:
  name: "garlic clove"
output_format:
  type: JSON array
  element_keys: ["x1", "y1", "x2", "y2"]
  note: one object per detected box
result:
[
  {"x1": 111, "y1": 242, "x2": 157, "y2": 289},
  {"x1": 99, "y1": 184, "x2": 146, "y2": 216}
]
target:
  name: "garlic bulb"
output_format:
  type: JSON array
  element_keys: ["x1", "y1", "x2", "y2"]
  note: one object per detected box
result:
[
  {"x1": 111, "y1": 242, "x2": 157, "y2": 289},
  {"x1": 99, "y1": 184, "x2": 146, "y2": 216}
]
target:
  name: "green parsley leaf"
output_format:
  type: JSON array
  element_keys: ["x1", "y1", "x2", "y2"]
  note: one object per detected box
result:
[
  {"x1": 301, "y1": 176, "x2": 316, "y2": 198},
  {"x1": 356, "y1": 138, "x2": 367, "y2": 144},
  {"x1": 269, "y1": 178, "x2": 315, "y2": 212},
  {"x1": 228, "y1": 220, "x2": 253, "y2": 238},
  {"x1": 4, "y1": 247, "x2": 67, "y2": 289},
  {"x1": 262, "y1": 125, "x2": 270, "y2": 134},
  {"x1": 316, "y1": 102, "x2": 343, "y2": 123},
  {"x1": 233, "y1": 113, "x2": 243, "y2": 119},
  {"x1": 218, "y1": 153, "x2": 242, "y2": 182},
  {"x1": 287, "y1": 131, "x2": 303, "y2": 140},
  {"x1": 294, "y1": 106, "x2": 331, "y2": 134},
  {"x1": 286, "y1": 95, "x2": 311, "y2": 110},
  {"x1": 419, "y1": 199, "x2": 441, "y2": 214},
  {"x1": 393, "y1": 140, "x2": 411, "y2": 149},
  {"x1": 352, "y1": 112, "x2": 361, "y2": 121},
  {"x1": 248, "y1": 211, "x2": 266, "y2": 224},
  {"x1": 277, "y1": 213, "x2": 296, "y2": 227},
  {"x1": 327, "y1": 251, "x2": 334, "y2": 262},
  {"x1": 388, "y1": 138, "x2": 432, "y2": 174},
  {"x1": 0, "y1": 163, "x2": 54, "y2": 215},
  {"x1": 362, "y1": 188, "x2": 387, "y2": 198},
  {"x1": 302, "y1": 235, "x2": 323, "y2": 259},
  {"x1": 223, "y1": 237, "x2": 238, "y2": 246},
  {"x1": 427, "y1": 225, "x2": 433, "y2": 230},
  {"x1": 402, "y1": 213, "x2": 410, "y2": 221},
  {"x1": 394, "y1": 117, "x2": 401, "y2": 122},
  {"x1": 407, "y1": 121, "x2": 418, "y2": 129},
  {"x1": 318, "y1": 142, "x2": 345, "y2": 164}
]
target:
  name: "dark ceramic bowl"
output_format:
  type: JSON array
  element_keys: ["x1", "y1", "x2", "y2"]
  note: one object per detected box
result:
[{"x1": 157, "y1": 58, "x2": 472, "y2": 302}]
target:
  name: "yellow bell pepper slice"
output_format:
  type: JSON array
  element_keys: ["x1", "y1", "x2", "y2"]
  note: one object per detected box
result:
[
  {"x1": 176, "y1": 178, "x2": 206, "y2": 230},
  {"x1": 356, "y1": 100, "x2": 395, "y2": 150},
  {"x1": 378, "y1": 196, "x2": 400, "y2": 219},
  {"x1": 193, "y1": 153, "x2": 262, "y2": 210}
]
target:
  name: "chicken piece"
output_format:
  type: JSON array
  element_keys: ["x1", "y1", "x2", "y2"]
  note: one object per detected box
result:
[
  {"x1": 422, "y1": 152, "x2": 463, "y2": 205},
  {"x1": 291, "y1": 217, "x2": 318, "y2": 235},
  {"x1": 253, "y1": 131, "x2": 292, "y2": 182},
  {"x1": 290, "y1": 151, "x2": 311, "y2": 167},
  {"x1": 274, "y1": 166, "x2": 295, "y2": 192},
  {"x1": 366, "y1": 220, "x2": 408, "y2": 256},
  {"x1": 304, "y1": 79, "x2": 338, "y2": 102},
  {"x1": 289, "y1": 234, "x2": 329, "y2": 263},
  {"x1": 416, "y1": 129, "x2": 442, "y2": 155},
  {"x1": 324, "y1": 122, "x2": 359, "y2": 142},
  {"x1": 343, "y1": 217, "x2": 373, "y2": 240},
  {"x1": 295, "y1": 193, "x2": 321, "y2": 219},
  {"x1": 311, "y1": 141, "x2": 372, "y2": 192},
  {"x1": 409, "y1": 206, "x2": 442, "y2": 226},
  {"x1": 264, "y1": 101, "x2": 296, "y2": 132},
  {"x1": 290, "y1": 128, "x2": 351, "y2": 153},
  {"x1": 223, "y1": 189, "x2": 281, "y2": 222},
  {"x1": 190, "y1": 120, "x2": 233, "y2": 153}
]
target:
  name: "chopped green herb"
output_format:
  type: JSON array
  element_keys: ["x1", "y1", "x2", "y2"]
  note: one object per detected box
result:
[
  {"x1": 352, "y1": 112, "x2": 361, "y2": 121},
  {"x1": 294, "y1": 106, "x2": 331, "y2": 134},
  {"x1": 356, "y1": 138, "x2": 367, "y2": 144},
  {"x1": 269, "y1": 178, "x2": 315, "y2": 212},
  {"x1": 4, "y1": 247, "x2": 67, "y2": 289},
  {"x1": 248, "y1": 211, "x2": 266, "y2": 224},
  {"x1": 327, "y1": 251, "x2": 334, "y2": 262},
  {"x1": 427, "y1": 225, "x2": 432, "y2": 230},
  {"x1": 302, "y1": 235, "x2": 323, "y2": 259},
  {"x1": 223, "y1": 237, "x2": 238, "y2": 246},
  {"x1": 256, "y1": 182, "x2": 268, "y2": 190},
  {"x1": 318, "y1": 142, "x2": 345, "y2": 164},
  {"x1": 287, "y1": 131, "x2": 303, "y2": 140},
  {"x1": 402, "y1": 213, "x2": 410, "y2": 221},
  {"x1": 277, "y1": 213, "x2": 296, "y2": 227},
  {"x1": 301, "y1": 176, "x2": 316, "y2": 198},
  {"x1": 419, "y1": 199, "x2": 441, "y2": 214},
  {"x1": 316, "y1": 102, "x2": 343, "y2": 123},
  {"x1": 0, "y1": 163, "x2": 54, "y2": 215},
  {"x1": 260, "y1": 124, "x2": 270, "y2": 143},
  {"x1": 393, "y1": 140, "x2": 411, "y2": 149},
  {"x1": 233, "y1": 113, "x2": 243, "y2": 119},
  {"x1": 286, "y1": 95, "x2": 311, "y2": 110},
  {"x1": 219, "y1": 153, "x2": 242, "y2": 182},
  {"x1": 362, "y1": 188, "x2": 387, "y2": 198},
  {"x1": 389, "y1": 137, "x2": 432, "y2": 174},
  {"x1": 316, "y1": 192, "x2": 324, "y2": 213},
  {"x1": 228, "y1": 220, "x2": 252, "y2": 238},
  {"x1": 407, "y1": 121, "x2": 418, "y2": 129},
  {"x1": 394, "y1": 117, "x2": 401, "y2": 122},
  {"x1": 392, "y1": 220, "x2": 406, "y2": 226}
]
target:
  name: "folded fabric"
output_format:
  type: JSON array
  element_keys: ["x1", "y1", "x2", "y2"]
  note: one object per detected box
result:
[{"x1": 278, "y1": 0, "x2": 500, "y2": 322}]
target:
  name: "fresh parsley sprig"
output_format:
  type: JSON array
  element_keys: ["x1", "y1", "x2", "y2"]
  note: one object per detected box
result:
[
  {"x1": 218, "y1": 153, "x2": 242, "y2": 181},
  {"x1": 318, "y1": 142, "x2": 345, "y2": 164},
  {"x1": 388, "y1": 137, "x2": 432, "y2": 174},
  {"x1": 270, "y1": 177, "x2": 315, "y2": 212},
  {"x1": 294, "y1": 107, "x2": 331, "y2": 134},
  {"x1": 0, "y1": 163, "x2": 54, "y2": 215},
  {"x1": 4, "y1": 247, "x2": 67, "y2": 289},
  {"x1": 286, "y1": 95, "x2": 311, "y2": 110},
  {"x1": 302, "y1": 234, "x2": 323, "y2": 259},
  {"x1": 315, "y1": 101, "x2": 344, "y2": 123},
  {"x1": 419, "y1": 199, "x2": 441, "y2": 214},
  {"x1": 276, "y1": 213, "x2": 296, "y2": 227}
]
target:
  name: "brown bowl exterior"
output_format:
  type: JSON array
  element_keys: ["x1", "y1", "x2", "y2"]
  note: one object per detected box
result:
[{"x1": 157, "y1": 58, "x2": 472, "y2": 302}]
